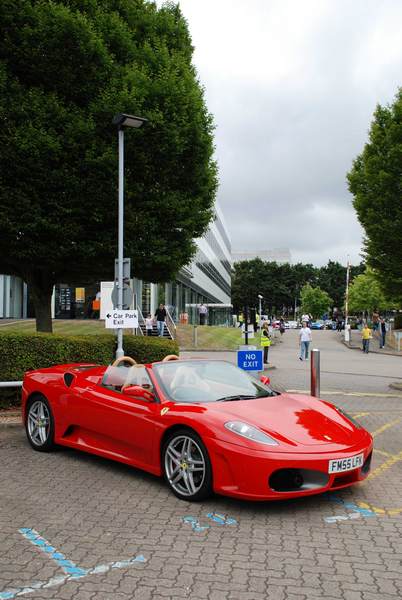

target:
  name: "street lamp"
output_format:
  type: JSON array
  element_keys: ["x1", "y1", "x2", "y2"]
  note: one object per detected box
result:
[
  {"x1": 112, "y1": 113, "x2": 147, "y2": 358},
  {"x1": 258, "y1": 294, "x2": 263, "y2": 334}
]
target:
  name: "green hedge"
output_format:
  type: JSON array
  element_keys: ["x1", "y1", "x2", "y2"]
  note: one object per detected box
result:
[{"x1": 0, "y1": 332, "x2": 179, "y2": 383}]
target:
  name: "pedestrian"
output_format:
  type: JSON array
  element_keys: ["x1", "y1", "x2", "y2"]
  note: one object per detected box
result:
[
  {"x1": 155, "y1": 303, "x2": 167, "y2": 337},
  {"x1": 145, "y1": 313, "x2": 154, "y2": 336},
  {"x1": 279, "y1": 317, "x2": 285, "y2": 337},
  {"x1": 260, "y1": 322, "x2": 272, "y2": 365},
  {"x1": 361, "y1": 323, "x2": 372, "y2": 353},
  {"x1": 299, "y1": 321, "x2": 312, "y2": 361},
  {"x1": 372, "y1": 310, "x2": 380, "y2": 331},
  {"x1": 198, "y1": 303, "x2": 208, "y2": 325},
  {"x1": 379, "y1": 318, "x2": 387, "y2": 349}
]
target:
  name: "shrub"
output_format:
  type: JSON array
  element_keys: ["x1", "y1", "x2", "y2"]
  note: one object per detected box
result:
[{"x1": 0, "y1": 333, "x2": 179, "y2": 383}]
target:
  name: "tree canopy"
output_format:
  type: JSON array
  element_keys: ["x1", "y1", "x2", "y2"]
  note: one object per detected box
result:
[
  {"x1": 347, "y1": 89, "x2": 402, "y2": 303},
  {"x1": 348, "y1": 270, "x2": 388, "y2": 315},
  {"x1": 300, "y1": 284, "x2": 332, "y2": 319},
  {"x1": 0, "y1": 0, "x2": 217, "y2": 331},
  {"x1": 231, "y1": 258, "x2": 363, "y2": 315}
]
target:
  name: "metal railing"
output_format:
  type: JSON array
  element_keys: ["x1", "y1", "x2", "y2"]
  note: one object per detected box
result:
[
  {"x1": 0, "y1": 381, "x2": 22, "y2": 388},
  {"x1": 136, "y1": 307, "x2": 145, "y2": 336},
  {"x1": 165, "y1": 308, "x2": 177, "y2": 340}
]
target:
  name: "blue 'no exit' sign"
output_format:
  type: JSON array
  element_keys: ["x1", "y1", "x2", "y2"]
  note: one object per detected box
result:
[{"x1": 237, "y1": 350, "x2": 263, "y2": 371}]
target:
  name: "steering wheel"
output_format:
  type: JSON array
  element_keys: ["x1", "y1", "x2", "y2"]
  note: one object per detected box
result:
[
  {"x1": 162, "y1": 355, "x2": 180, "y2": 362},
  {"x1": 111, "y1": 355, "x2": 137, "y2": 368}
]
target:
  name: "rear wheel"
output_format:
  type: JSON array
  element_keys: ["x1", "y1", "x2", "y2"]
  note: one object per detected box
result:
[
  {"x1": 25, "y1": 395, "x2": 55, "y2": 452},
  {"x1": 163, "y1": 429, "x2": 212, "y2": 501}
]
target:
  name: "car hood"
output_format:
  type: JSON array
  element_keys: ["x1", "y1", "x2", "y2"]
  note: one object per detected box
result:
[{"x1": 208, "y1": 393, "x2": 364, "y2": 448}]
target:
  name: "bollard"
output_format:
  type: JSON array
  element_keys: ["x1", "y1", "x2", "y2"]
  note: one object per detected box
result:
[
  {"x1": 193, "y1": 325, "x2": 198, "y2": 348},
  {"x1": 310, "y1": 348, "x2": 320, "y2": 398}
]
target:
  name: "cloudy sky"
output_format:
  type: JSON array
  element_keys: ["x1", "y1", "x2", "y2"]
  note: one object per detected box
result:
[{"x1": 175, "y1": 0, "x2": 402, "y2": 266}]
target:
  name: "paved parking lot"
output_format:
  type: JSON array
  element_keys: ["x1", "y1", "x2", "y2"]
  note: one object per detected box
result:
[{"x1": 1, "y1": 331, "x2": 402, "y2": 600}]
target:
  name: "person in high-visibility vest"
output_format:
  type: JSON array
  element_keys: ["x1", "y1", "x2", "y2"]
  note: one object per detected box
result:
[{"x1": 260, "y1": 322, "x2": 272, "y2": 364}]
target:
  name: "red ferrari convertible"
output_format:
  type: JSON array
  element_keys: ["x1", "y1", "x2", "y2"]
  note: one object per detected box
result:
[{"x1": 22, "y1": 356, "x2": 373, "y2": 502}]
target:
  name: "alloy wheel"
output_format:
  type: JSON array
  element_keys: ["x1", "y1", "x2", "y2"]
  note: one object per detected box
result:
[
  {"x1": 164, "y1": 435, "x2": 206, "y2": 497},
  {"x1": 27, "y1": 399, "x2": 50, "y2": 447}
]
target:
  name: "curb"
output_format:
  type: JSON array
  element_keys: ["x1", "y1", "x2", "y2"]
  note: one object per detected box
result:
[
  {"x1": 180, "y1": 349, "x2": 237, "y2": 353},
  {"x1": 341, "y1": 340, "x2": 402, "y2": 357}
]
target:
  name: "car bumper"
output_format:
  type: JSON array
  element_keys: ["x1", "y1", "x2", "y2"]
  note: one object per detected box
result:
[{"x1": 208, "y1": 438, "x2": 373, "y2": 501}]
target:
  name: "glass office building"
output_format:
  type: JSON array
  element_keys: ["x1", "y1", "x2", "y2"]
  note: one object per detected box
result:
[
  {"x1": 0, "y1": 275, "x2": 27, "y2": 319},
  {"x1": 138, "y1": 204, "x2": 232, "y2": 325}
]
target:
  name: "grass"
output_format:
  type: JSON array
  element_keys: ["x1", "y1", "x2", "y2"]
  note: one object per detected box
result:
[
  {"x1": 176, "y1": 324, "x2": 262, "y2": 350},
  {"x1": 0, "y1": 319, "x2": 260, "y2": 350},
  {"x1": 0, "y1": 319, "x2": 112, "y2": 336}
]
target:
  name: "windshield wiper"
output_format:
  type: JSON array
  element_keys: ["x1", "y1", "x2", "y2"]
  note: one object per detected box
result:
[{"x1": 217, "y1": 394, "x2": 258, "y2": 402}]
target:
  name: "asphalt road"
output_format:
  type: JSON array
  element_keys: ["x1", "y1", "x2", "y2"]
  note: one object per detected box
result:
[{"x1": 1, "y1": 330, "x2": 402, "y2": 600}]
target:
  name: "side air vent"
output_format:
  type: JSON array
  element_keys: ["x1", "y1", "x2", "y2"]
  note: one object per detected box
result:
[{"x1": 64, "y1": 373, "x2": 75, "y2": 387}]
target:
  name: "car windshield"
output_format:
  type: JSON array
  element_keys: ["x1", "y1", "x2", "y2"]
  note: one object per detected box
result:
[{"x1": 152, "y1": 360, "x2": 276, "y2": 403}]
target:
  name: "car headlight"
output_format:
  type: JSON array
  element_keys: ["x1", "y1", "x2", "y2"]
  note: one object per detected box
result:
[{"x1": 224, "y1": 421, "x2": 279, "y2": 445}]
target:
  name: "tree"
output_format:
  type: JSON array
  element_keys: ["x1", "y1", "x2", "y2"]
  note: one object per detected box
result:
[
  {"x1": 300, "y1": 284, "x2": 332, "y2": 319},
  {"x1": 0, "y1": 0, "x2": 217, "y2": 331},
  {"x1": 316, "y1": 260, "x2": 365, "y2": 311},
  {"x1": 347, "y1": 89, "x2": 402, "y2": 303},
  {"x1": 348, "y1": 270, "x2": 387, "y2": 316}
]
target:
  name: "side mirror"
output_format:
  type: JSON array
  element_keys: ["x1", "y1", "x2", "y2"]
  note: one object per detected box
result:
[
  {"x1": 122, "y1": 385, "x2": 155, "y2": 402},
  {"x1": 260, "y1": 376, "x2": 270, "y2": 385}
]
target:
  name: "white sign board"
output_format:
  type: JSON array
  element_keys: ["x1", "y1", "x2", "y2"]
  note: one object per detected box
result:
[
  {"x1": 105, "y1": 310, "x2": 139, "y2": 329},
  {"x1": 100, "y1": 281, "x2": 114, "y2": 320},
  {"x1": 241, "y1": 324, "x2": 255, "y2": 339}
]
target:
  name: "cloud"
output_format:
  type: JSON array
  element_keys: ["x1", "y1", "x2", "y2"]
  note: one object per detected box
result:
[{"x1": 175, "y1": 0, "x2": 402, "y2": 265}]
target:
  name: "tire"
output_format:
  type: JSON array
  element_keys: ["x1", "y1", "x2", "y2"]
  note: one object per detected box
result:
[
  {"x1": 25, "y1": 394, "x2": 55, "y2": 452},
  {"x1": 163, "y1": 429, "x2": 212, "y2": 501}
]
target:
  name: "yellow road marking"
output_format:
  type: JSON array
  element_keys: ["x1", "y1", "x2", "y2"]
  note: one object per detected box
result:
[
  {"x1": 356, "y1": 501, "x2": 402, "y2": 516},
  {"x1": 371, "y1": 417, "x2": 402, "y2": 438},
  {"x1": 352, "y1": 412, "x2": 371, "y2": 418},
  {"x1": 366, "y1": 449, "x2": 402, "y2": 481},
  {"x1": 373, "y1": 448, "x2": 393, "y2": 458}
]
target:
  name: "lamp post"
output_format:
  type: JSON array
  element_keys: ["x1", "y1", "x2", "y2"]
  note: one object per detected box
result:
[
  {"x1": 258, "y1": 294, "x2": 263, "y2": 334},
  {"x1": 344, "y1": 257, "x2": 351, "y2": 344},
  {"x1": 112, "y1": 113, "x2": 147, "y2": 358}
]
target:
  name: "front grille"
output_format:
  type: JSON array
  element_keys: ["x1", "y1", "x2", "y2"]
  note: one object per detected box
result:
[{"x1": 269, "y1": 468, "x2": 329, "y2": 492}]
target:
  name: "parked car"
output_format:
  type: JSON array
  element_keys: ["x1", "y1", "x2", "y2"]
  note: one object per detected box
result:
[
  {"x1": 22, "y1": 356, "x2": 373, "y2": 502},
  {"x1": 310, "y1": 320, "x2": 325, "y2": 330}
]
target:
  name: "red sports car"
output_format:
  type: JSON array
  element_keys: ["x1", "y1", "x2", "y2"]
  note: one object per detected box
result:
[{"x1": 22, "y1": 356, "x2": 373, "y2": 502}]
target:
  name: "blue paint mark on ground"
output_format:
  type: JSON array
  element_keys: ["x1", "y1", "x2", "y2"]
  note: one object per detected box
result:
[
  {"x1": 324, "y1": 494, "x2": 376, "y2": 523},
  {"x1": 182, "y1": 517, "x2": 209, "y2": 532},
  {"x1": 206, "y1": 512, "x2": 237, "y2": 526},
  {"x1": 0, "y1": 529, "x2": 147, "y2": 600},
  {"x1": 19, "y1": 529, "x2": 87, "y2": 577}
]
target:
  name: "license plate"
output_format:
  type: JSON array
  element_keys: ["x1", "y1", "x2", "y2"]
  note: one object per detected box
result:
[{"x1": 328, "y1": 452, "x2": 364, "y2": 474}]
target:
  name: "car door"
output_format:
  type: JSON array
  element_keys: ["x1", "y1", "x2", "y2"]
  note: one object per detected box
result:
[{"x1": 71, "y1": 366, "x2": 158, "y2": 469}]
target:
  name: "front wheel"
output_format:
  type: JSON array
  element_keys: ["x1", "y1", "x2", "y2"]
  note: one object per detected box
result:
[
  {"x1": 163, "y1": 429, "x2": 212, "y2": 501},
  {"x1": 25, "y1": 395, "x2": 55, "y2": 452}
]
